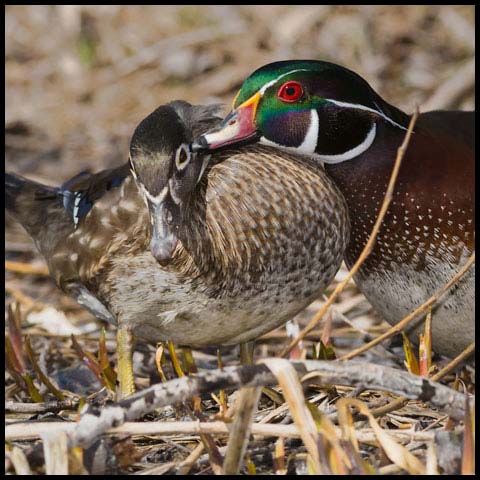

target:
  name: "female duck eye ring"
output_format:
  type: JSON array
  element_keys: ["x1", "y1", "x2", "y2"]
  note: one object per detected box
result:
[{"x1": 175, "y1": 143, "x2": 191, "y2": 170}]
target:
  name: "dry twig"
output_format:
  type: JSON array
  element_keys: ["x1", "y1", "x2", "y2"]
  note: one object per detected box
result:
[
  {"x1": 370, "y1": 342, "x2": 475, "y2": 418},
  {"x1": 280, "y1": 108, "x2": 419, "y2": 357},
  {"x1": 67, "y1": 359, "x2": 467, "y2": 448},
  {"x1": 5, "y1": 260, "x2": 49, "y2": 276},
  {"x1": 5, "y1": 420, "x2": 437, "y2": 443},
  {"x1": 223, "y1": 387, "x2": 262, "y2": 474},
  {"x1": 339, "y1": 255, "x2": 475, "y2": 361},
  {"x1": 5, "y1": 399, "x2": 79, "y2": 413}
]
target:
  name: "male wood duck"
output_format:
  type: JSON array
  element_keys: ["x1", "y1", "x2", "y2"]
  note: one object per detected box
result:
[
  {"x1": 193, "y1": 60, "x2": 475, "y2": 359},
  {"x1": 5, "y1": 100, "x2": 349, "y2": 398}
]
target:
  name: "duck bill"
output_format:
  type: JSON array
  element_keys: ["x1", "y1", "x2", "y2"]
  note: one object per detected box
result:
[
  {"x1": 148, "y1": 200, "x2": 178, "y2": 266},
  {"x1": 193, "y1": 92, "x2": 261, "y2": 151}
]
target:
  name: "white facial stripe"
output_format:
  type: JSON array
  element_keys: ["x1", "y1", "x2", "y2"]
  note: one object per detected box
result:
[
  {"x1": 326, "y1": 99, "x2": 407, "y2": 131},
  {"x1": 197, "y1": 155, "x2": 211, "y2": 185},
  {"x1": 318, "y1": 122, "x2": 377, "y2": 164},
  {"x1": 258, "y1": 68, "x2": 310, "y2": 95},
  {"x1": 139, "y1": 183, "x2": 169, "y2": 206}
]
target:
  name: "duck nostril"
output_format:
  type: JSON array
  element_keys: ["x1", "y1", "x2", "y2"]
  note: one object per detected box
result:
[{"x1": 228, "y1": 119, "x2": 237, "y2": 126}]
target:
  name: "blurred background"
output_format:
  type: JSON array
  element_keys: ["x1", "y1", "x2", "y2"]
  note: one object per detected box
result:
[
  {"x1": 5, "y1": 4, "x2": 475, "y2": 337},
  {"x1": 6, "y1": 5, "x2": 474, "y2": 182}
]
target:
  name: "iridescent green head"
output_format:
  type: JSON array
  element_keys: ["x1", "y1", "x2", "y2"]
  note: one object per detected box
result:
[{"x1": 194, "y1": 60, "x2": 409, "y2": 163}]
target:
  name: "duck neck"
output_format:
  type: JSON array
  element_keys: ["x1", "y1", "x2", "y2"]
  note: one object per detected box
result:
[
  {"x1": 323, "y1": 120, "x2": 409, "y2": 270},
  {"x1": 168, "y1": 180, "x2": 244, "y2": 283}
]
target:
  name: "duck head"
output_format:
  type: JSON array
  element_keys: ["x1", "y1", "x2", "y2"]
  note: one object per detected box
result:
[
  {"x1": 193, "y1": 60, "x2": 409, "y2": 164},
  {"x1": 130, "y1": 101, "x2": 217, "y2": 264}
]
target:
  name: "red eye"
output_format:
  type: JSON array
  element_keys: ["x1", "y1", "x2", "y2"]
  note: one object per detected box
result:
[{"x1": 277, "y1": 81, "x2": 303, "y2": 102}]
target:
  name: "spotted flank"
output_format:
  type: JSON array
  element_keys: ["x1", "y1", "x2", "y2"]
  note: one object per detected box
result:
[{"x1": 194, "y1": 59, "x2": 474, "y2": 359}]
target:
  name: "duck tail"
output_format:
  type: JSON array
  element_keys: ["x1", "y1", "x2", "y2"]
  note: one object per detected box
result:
[
  {"x1": 5, "y1": 172, "x2": 27, "y2": 212},
  {"x1": 5, "y1": 172, "x2": 61, "y2": 240}
]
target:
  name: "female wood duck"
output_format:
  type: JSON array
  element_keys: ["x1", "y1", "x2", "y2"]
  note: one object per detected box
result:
[
  {"x1": 5, "y1": 100, "x2": 349, "y2": 398},
  {"x1": 193, "y1": 60, "x2": 475, "y2": 359}
]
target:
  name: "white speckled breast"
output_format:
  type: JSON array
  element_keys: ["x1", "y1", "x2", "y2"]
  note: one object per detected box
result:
[{"x1": 355, "y1": 253, "x2": 474, "y2": 358}]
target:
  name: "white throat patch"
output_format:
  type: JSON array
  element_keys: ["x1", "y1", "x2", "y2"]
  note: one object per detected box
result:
[
  {"x1": 260, "y1": 109, "x2": 319, "y2": 156},
  {"x1": 260, "y1": 108, "x2": 377, "y2": 165}
]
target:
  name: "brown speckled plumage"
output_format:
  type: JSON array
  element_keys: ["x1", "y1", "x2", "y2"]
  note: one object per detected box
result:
[
  {"x1": 70, "y1": 147, "x2": 348, "y2": 345},
  {"x1": 6, "y1": 107, "x2": 349, "y2": 347}
]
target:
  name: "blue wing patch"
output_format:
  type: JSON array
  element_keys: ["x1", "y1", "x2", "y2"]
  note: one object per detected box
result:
[
  {"x1": 60, "y1": 172, "x2": 92, "y2": 228},
  {"x1": 61, "y1": 190, "x2": 92, "y2": 227},
  {"x1": 60, "y1": 170, "x2": 127, "y2": 228}
]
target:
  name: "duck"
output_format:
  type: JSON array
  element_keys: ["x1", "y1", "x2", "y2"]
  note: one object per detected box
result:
[
  {"x1": 193, "y1": 60, "x2": 475, "y2": 359},
  {"x1": 5, "y1": 99, "x2": 350, "y2": 398}
]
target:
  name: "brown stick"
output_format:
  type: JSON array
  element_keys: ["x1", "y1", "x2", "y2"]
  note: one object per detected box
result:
[
  {"x1": 175, "y1": 443, "x2": 205, "y2": 475},
  {"x1": 280, "y1": 108, "x2": 419, "y2": 357},
  {"x1": 5, "y1": 420, "x2": 436, "y2": 443},
  {"x1": 70, "y1": 358, "x2": 467, "y2": 448},
  {"x1": 223, "y1": 387, "x2": 262, "y2": 474},
  {"x1": 5, "y1": 399, "x2": 79, "y2": 414},
  {"x1": 431, "y1": 342, "x2": 475, "y2": 381}
]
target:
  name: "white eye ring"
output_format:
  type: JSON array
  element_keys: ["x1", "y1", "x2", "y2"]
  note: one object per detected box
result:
[{"x1": 175, "y1": 143, "x2": 191, "y2": 171}]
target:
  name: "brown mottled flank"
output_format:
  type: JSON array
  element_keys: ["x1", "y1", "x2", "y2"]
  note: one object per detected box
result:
[{"x1": 14, "y1": 145, "x2": 349, "y2": 347}]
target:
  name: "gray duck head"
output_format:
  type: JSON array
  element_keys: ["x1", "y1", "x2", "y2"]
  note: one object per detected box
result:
[{"x1": 129, "y1": 101, "x2": 222, "y2": 264}]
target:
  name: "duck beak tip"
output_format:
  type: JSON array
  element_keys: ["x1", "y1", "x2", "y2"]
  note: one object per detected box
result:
[{"x1": 150, "y1": 234, "x2": 177, "y2": 266}]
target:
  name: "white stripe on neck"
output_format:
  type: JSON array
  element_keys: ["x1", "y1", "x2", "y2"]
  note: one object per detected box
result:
[
  {"x1": 260, "y1": 109, "x2": 376, "y2": 165},
  {"x1": 298, "y1": 109, "x2": 319, "y2": 154},
  {"x1": 317, "y1": 122, "x2": 377, "y2": 164}
]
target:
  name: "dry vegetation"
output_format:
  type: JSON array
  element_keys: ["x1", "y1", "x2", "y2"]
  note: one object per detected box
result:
[{"x1": 5, "y1": 5, "x2": 475, "y2": 475}]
